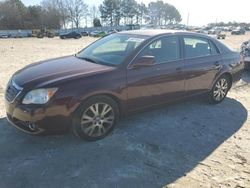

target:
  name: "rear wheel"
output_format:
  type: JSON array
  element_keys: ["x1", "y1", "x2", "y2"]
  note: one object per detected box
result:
[
  {"x1": 208, "y1": 75, "x2": 231, "y2": 104},
  {"x1": 72, "y1": 96, "x2": 119, "y2": 141}
]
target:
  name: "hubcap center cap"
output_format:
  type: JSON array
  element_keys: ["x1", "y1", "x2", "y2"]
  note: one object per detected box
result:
[{"x1": 94, "y1": 116, "x2": 102, "y2": 124}]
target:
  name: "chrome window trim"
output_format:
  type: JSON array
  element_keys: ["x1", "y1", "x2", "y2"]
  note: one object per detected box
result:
[
  {"x1": 181, "y1": 36, "x2": 222, "y2": 60},
  {"x1": 127, "y1": 34, "x2": 183, "y2": 69}
]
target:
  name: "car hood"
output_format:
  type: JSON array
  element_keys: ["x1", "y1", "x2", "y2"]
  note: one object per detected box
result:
[{"x1": 13, "y1": 55, "x2": 115, "y2": 88}]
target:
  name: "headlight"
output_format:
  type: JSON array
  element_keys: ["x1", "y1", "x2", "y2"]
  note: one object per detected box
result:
[{"x1": 22, "y1": 88, "x2": 58, "y2": 104}]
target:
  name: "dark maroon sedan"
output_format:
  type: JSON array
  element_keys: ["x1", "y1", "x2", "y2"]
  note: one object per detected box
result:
[{"x1": 5, "y1": 30, "x2": 244, "y2": 140}]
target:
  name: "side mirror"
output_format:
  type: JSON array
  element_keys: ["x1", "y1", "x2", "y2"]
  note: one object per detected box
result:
[{"x1": 132, "y1": 55, "x2": 156, "y2": 68}]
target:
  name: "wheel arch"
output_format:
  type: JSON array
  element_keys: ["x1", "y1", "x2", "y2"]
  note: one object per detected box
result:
[
  {"x1": 212, "y1": 71, "x2": 233, "y2": 90},
  {"x1": 222, "y1": 72, "x2": 233, "y2": 89},
  {"x1": 72, "y1": 93, "x2": 124, "y2": 119}
]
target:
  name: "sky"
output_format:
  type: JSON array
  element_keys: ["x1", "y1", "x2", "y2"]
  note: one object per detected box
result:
[{"x1": 22, "y1": 0, "x2": 250, "y2": 26}]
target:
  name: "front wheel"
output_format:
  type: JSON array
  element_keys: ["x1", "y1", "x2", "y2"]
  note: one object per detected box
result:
[
  {"x1": 208, "y1": 75, "x2": 231, "y2": 104},
  {"x1": 72, "y1": 96, "x2": 119, "y2": 141}
]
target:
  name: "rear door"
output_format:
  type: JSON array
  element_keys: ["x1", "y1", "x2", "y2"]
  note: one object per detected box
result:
[
  {"x1": 126, "y1": 35, "x2": 186, "y2": 111},
  {"x1": 182, "y1": 36, "x2": 222, "y2": 95}
]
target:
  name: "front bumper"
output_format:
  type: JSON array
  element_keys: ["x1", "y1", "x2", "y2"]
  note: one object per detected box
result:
[
  {"x1": 6, "y1": 113, "x2": 45, "y2": 134},
  {"x1": 6, "y1": 101, "x2": 46, "y2": 134},
  {"x1": 5, "y1": 99, "x2": 72, "y2": 134}
]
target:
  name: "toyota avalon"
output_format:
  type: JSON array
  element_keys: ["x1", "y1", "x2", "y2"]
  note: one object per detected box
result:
[{"x1": 5, "y1": 30, "x2": 244, "y2": 141}]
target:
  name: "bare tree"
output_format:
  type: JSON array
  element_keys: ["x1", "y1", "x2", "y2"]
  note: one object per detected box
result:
[
  {"x1": 89, "y1": 5, "x2": 100, "y2": 27},
  {"x1": 41, "y1": 0, "x2": 69, "y2": 29},
  {"x1": 65, "y1": 0, "x2": 88, "y2": 29},
  {"x1": 90, "y1": 5, "x2": 99, "y2": 20},
  {"x1": 54, "y1": 0, "x2": 69, "y2": 29}
]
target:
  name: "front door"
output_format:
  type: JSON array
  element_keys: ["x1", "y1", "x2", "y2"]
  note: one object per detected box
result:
[{"x1": 126, "y1": 35, "x2": 186, "y2": 111}]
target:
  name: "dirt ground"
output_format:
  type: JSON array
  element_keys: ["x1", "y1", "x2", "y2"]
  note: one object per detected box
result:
[{"x1": 0, "y1": 33, "x2": 250, "y2": 188}]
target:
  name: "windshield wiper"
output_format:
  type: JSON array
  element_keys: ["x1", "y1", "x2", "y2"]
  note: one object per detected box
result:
[
  {"x1": 75, "y1": 55, "x2": 98, "y2": 64},
  {"x1": 75, "y1": 54, "x2": 116, "y2": 67}
]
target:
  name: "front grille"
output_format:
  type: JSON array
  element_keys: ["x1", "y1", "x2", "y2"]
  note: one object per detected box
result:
[{"x1": 5, "y1": 80, "x2": 22, "y2": 102}]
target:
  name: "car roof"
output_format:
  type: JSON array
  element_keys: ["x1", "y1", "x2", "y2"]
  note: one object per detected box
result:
[
  {"x1": 119, "y1": 29, "x2": 218, "y2": 39},
  {"x1": 119, "y1": 29, "x2": 191, "y2": 36},
  {"x1": 118, "y1": 29, "x2": 232, "y2": 53}
]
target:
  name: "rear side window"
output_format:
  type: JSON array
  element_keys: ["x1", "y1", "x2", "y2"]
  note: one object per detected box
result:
[
  {"x1": 140, "y1": 36, "x2": 180, "y2": 64},
  {"x1": 184, "y1": 37, "x2": 211, "y2": 58}
]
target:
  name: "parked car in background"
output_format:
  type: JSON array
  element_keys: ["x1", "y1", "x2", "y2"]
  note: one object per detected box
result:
[
  {"x1": 5, "y1": 30, "x2": 244, "y2": 141},
  {"x1": 106, "y1": 29, "x2": 118, "y2": 35},
  {"x1": 126, "y1": 24, "x2": 140, "y2": 30},
  {"x1": 0, "y1": 34, "x2": 9, "y2": 38},
  {"x1": 32, "y1": 29, "x2": 55, "y2": 38},
  {"x1": 231, "y1": 28, "x2": 246, "y2": 35},
  {"x1": 60, "y1": 31, "x2": 82, "y2": 39},
  {"x1": 241, "y1": 40, "x2": 250, "y2": 69},
  {"x1": 89, "y1": 31, "x2": 107, "y2": 37},
  {"x1": 81, "y1": 31, "x2": 89, "y2": 36},
  {"x1": 244, "y1": 26, "x2": 250, "y2": 31},
  {"x1": 195, "y1": 29, "x2": 209, "y2": 35},
  {"x1": 14, "y1": 33, "x2": 24, "y2": 38},
  {"x1": 217, "y1": 31, "x2": 226, "y2": 40},
  {"x1": 208, "y1": 29, "x2": 217, "y2": 35}
]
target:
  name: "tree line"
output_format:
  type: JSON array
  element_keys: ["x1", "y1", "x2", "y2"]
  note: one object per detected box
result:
[
  {"x1": 208, "y1": 21, "x2": 250, "y2": 28},
  {"x1": 99, "y1": 0, "x2": 181, "y2": 26},
  {"x1": 0, "y1": 0, "x2": 182, "y2": 30}
]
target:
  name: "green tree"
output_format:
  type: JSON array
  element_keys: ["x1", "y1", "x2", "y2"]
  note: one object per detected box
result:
[
  {"x1": 135, "y1": 2, "x2": 148, "y2": 25},
  {"x1": 121, "y1": 0, "x2": 138, "y2": 24},
  {"x1": 27, "y1": 5, "x2": 43, "y2": 29},
  {"x1": 148, "y1": 0, "x2": 181, "y2": 26},
  {"x1": 166, "y1": 4, "x2": 182, "y2": 24},
  {"x1": 148, "y1": 0, "x2": 165, "y2": 25},
  {"x1": 93, "y1": 18, "x2": 102, "y2": 27},
  {"x1": 0, "y1": 0, "x2": 28, "y2": 29},
  {"x1": 99, "y1": 0, "x2": 121, "y2": 26},
  {"x1": 114, "y1": 0, "x2": 122, "y2": 26},
  {"x1": 162, "y1": 3, "x2": 181, "y2": 25}
]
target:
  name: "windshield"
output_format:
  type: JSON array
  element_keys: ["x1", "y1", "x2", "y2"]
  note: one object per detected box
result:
[{"x1": 76, "y1": 34, "x2": 148, "y2": 66}]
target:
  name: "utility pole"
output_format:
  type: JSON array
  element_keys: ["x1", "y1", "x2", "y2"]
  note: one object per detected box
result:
[{"x1": 187, "y1": 12, "x2": 190, "y2": 26}]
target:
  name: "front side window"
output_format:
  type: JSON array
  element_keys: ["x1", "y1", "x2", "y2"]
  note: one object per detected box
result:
[
  {"x1": 139, "y1": 36, "x2": 180, "y2": 64},
  {"x1": 77, "y1": 34, "x2": 148, "y2": 66},
  {"x1": 209, "y1": 40, "x2": 220, "y2": 55},
  {"x1": 184, "y1": 37, "x2": 211, "y2": 58}
]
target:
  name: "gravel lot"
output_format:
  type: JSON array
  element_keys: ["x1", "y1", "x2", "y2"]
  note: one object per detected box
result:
[{"x1": 0, "y1": 33, "x2": 250, "y2": 188}]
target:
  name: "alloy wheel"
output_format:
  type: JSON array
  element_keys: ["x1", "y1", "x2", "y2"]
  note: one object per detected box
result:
[
  {"x1": 213, "y1": 78, "x2": 228, "y2": 101},
  {"x1": 80, "y1": 103, "x2": 115, "y2": 137}
]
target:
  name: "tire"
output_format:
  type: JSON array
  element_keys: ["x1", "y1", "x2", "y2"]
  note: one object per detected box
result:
[
  {"x1": 208, "y1": 75, "x2": 231, "y2": 104},
  {"x1": 72, "y1": 95, "x2": 119, "y2": 141}
]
